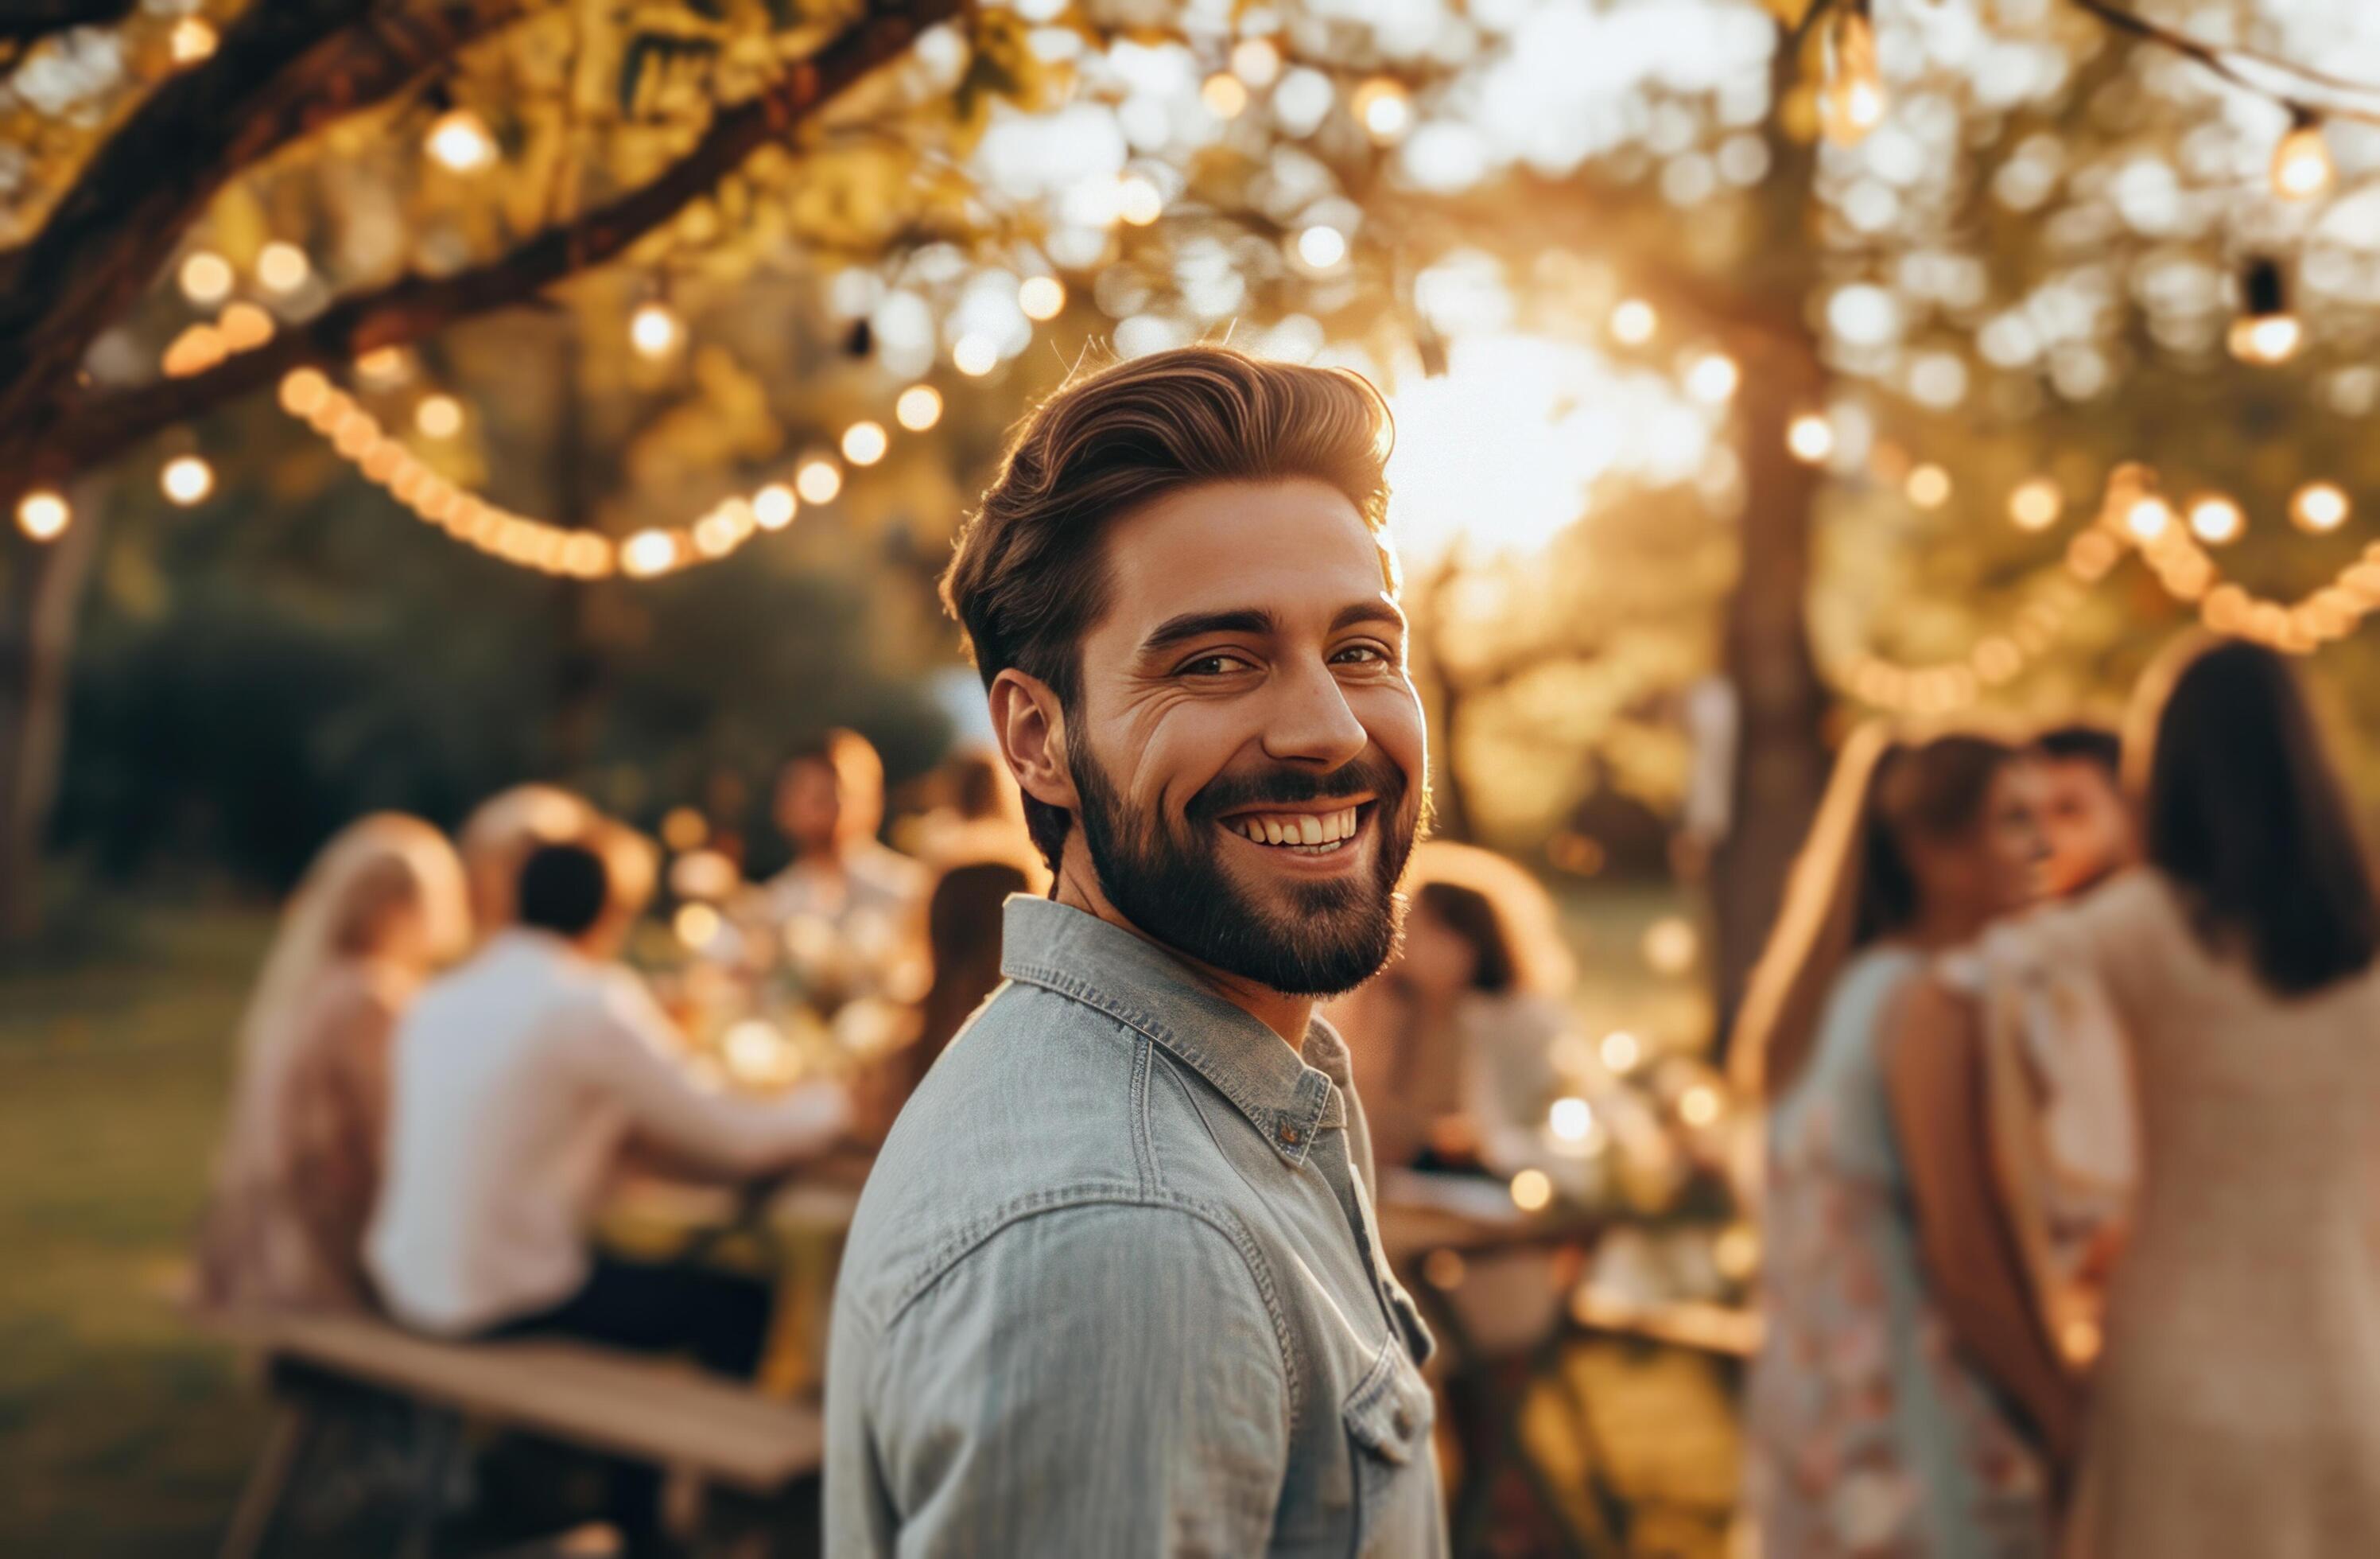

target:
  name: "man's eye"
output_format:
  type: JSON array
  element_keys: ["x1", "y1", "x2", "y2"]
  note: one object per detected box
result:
[
  {"x1": 1332, "y1": 643, "x2": 1390, "y2": 666},
  {"x1": 1183, "y1": 653, "x2": 1252, "y2": 676}
]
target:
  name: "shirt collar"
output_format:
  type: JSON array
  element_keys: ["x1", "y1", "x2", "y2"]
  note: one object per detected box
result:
[{"x1": 998, "y1": 896, "x2": 1345, "y2": 1166}]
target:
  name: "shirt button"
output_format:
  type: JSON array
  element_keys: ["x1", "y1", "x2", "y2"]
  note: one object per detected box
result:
[{"x1": 1277, "y1": 1124, "x2": 1301, "y2": 1146}]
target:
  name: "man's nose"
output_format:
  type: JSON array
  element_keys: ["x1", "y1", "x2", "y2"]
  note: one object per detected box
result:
[{"x1": 1258, "y1": 659, "x2": 1369, "y2": 771}]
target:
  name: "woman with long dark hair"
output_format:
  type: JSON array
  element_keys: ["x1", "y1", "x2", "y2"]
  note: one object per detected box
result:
[
  {"x1": 1735, "y1": 727, "x2": 2067, "y2": 1557},
  {"x1": 2057, "y1": 638, "x2": 2380, "y2": 1557}
]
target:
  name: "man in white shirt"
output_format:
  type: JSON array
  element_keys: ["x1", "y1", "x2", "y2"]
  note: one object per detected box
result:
[
  {"x1": 368, "y1": 838, "x2": 848, "y2": 1376},
  {"x1": 759, "y1": 730, "x2": 926, "y2": 992}
]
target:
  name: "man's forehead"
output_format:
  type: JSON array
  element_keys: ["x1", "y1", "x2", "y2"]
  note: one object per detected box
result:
[{"x1": 1098, "y1": 478, "x2": 1397, "y2": 618}]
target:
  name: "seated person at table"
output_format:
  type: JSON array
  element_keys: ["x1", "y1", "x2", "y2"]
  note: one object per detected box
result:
[
  {"x1": 368, "y1": 839, "x2": 848, "y2": 1378},
  {"x1": 456, "y1": 782, "x2": 600, "y2": 941},
  {"x1": 194, "y1": 813, "x2": 472, "y2": 1313},
  {"x1": 760, "y1": 729, "x2": 926, "y2": 992}
]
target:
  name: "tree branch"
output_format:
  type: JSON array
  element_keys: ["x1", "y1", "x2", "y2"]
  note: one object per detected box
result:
[
  {"x1": 40, "y1": 0, "x2": 963, "y2": 481},
  {"x1": 0, "y1": 0, "x2": 527, "y2": 459}
]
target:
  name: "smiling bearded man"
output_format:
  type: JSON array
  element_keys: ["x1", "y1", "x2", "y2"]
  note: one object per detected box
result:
[{"x1": 825, "y1": 345, "x2": 1446, "y2": 1557}]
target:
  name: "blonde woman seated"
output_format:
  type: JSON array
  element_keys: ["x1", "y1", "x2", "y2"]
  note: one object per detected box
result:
[{"x1": 192, "y1": 814, "x2": 471, "y2": 1313}]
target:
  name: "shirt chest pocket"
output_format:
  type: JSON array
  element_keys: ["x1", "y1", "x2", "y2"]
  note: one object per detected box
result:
[{"x1": 1341, "y1": 1337, "x2": 1438, "y2": 1556}]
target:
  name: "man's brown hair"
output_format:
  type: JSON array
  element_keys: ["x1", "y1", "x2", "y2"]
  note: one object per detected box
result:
[{"x1": 939, "y1": 344, "x2": 1396, "y2": 869}]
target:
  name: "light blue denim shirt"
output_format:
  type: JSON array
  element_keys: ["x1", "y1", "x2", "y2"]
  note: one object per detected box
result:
[{"x1": 825, "y1": 896, "x2": 1446, "y2": 1557}]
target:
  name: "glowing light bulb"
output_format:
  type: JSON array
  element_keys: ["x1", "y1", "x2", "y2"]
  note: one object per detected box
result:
[
  {"x1": 1296, "y1": 224, "x2": 1348, "y2": 270},
  {"x1": 1642, "y1": 916, "x2": 1699, "y2": 976},
  {"x1": 258, "y1": 242, "x2": 310, "y2": 295},
  {"x1": 2293, "y1": 481, "x2": 2350, "y2": 533},
  {"x1": 1609, "y1": 298, "x2": 1657, "y2": 345},
  {"x1": 1201, "y1": 72, "x2": 1250, "y2": 119},
  {"x1": 1116, "y1": 174, "x2": 1164, "y2": 227},
  {"x1": 414, "y1": 395, "x2": 464, "y2": 439},
  {"x1": 630, "y1": 302, "x2": 681, "y2": 359},
  {"x1": 895, "y1": 384, "x2": 943, "y2": 430},
  {"x1": 2230, "y1": 257, "x2": 2300, "y2": 365},
  {"x1": 1787, "y1": 413, "x2": 1835, "y2": 464},
  {"x1": 674, "y1": 902, "x2": 722, "y2": 949},
  {"x1": 2188, "y1": 494, "x2": 2244, "y2": 545},
  {"x1": 2123, "y1": 495, "x2": 2174, "y2": 542},
  {"x1": 161, "y1": 455, "x2": 215, "y2": 506},
  {"x1": 1230, "y1": 37, "x2": 1282, "y2": 88},
  {"x1": 1819, "y1": 4, "x2": 1887, "y2": 146},
  {"x1": 1548, "y1": 1096, "x2": 1594, "y2": 1144},
  {"x1": 1018, "y1": 275, "x2": 1066, "y2": 322},
  {"x1": 620, "y1": 528, "x2": 678, "y2": 577},
  {"x1": 1509, "y1": 1168, "x2": 1553, "y2": 1213},
  {"x1": 952, "y1": 333, "x2": 999, "y2": 377},
  {"x1": 1679, "y1": 1083, "x2": 1723, "y2": 1128},
  {"x1": 1685, "y1": 352, "x2": 1739, "y2": 404},
  {"x1": 841, "y1": 420, "x2": 888, "y2": 466},
  {"x1": 170, "y1": 17, "x2": 217, "y2": 63},
  {"x1": 178, "y1": 251, "x2": 233, "y2": 306},
  {"x1": 795, "y1": 458, "x2": 843, "y2": 505},
  {"x1": 218, "y1": 302, "x2": 274, "y2": 352},
  {"x1": 754, "y1": 484, "x2": 798, "y2": 531},
  {"x1": 1599, "y1": 1030, "x2": 1642, "y2": 1072},
  {"x1": 2009, "y1": 477, "x2": 2062, "y2": 531},
  {"x1": 278, "y1": 367, "x2": 331, "y2": 418},
  {"x1": 425, "y1": 108, "x2": 498, "y2": 173},
  {"x1": 2271, "y1": 114, "x2": 2335, "y2": 202},
  {"x1": 1353, "y1": 77, "x2": 1412, "y2": 144},
  {"x1": 1905, "y1": 463, "x2": 1952, "y2": 508},
  {"x1": 16, "y1": 490, "x2": 69, "y2": 542}
]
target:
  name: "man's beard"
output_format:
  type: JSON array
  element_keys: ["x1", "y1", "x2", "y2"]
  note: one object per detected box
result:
[{"x1": 1070, "y1": 741, "x2": 1419, "y2": 997}]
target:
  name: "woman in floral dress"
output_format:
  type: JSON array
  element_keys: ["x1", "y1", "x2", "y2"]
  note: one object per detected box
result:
[{"x1": 1733, "y1": 728, "x2": 2072, "y2": 1557}]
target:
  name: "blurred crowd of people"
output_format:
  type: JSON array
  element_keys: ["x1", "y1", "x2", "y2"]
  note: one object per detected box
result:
[
  {"x1": 1737, "y1": 634, "x2": 2380, "y2": 1559},
  {"x1": 188, "y1": 729, "x2": 1042, "y2": 1379}
]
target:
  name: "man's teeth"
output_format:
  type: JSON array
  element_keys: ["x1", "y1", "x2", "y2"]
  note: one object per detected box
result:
[{"x1": 1233, "y1": 807, "x2": 1361, "y2": 849}]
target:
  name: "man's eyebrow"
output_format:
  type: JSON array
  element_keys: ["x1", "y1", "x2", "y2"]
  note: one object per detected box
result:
[
  {"x1": 1330, "y1": 601, "x2": 1407, "y2": 636},
  {"x1": 1140, "y1": 608, "x2": 1278, "y2": 656}
]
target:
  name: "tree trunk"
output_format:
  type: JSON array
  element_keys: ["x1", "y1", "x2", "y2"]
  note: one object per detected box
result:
[
  {"x1": 0, "y1": 510, "x2": 103, "y2": 941},
  {"x1": 1709, "y1": 329, "x2": 1831, "y2": 1052}
]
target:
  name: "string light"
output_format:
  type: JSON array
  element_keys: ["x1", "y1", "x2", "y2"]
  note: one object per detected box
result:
[
  {"x1": 2188, "y1": 494, "x2": 2245, "y2": 545},
  {"x1": 1352, "y1": 77, "x2": 1413, "y2": 145},
  {"x1": 1229, "y1": 37, "x2": 1282, "y2": 88},
  {"x1": 1684, "y1": 352, "x2": 1739, "y2": 404},
  {"x1": 1906, "y1": 463, "x2": 1951, "y2": 508},
  {"x1": 620, "y1": 530, "x2": 678, "y2": 577},
  {"x1": 1599, "y1": 1030, "x2": 1642, "y2": 1072},
  {"x1": 2009, "y1": 477, "x2": 2063, "y2": 531},
  {"x1": 219, "y1": 302, "x2": 274, "y2": 352},
  {"x1": 258, "y1": 243, "x2": 310, "y2": 294},
  {"x1": 952, "y1": 333, "x2": 999, "y2": 376},
  {"x1": 1509, "y1": 1168, "x2": 1553, "y2": 1212},
  {"x1": 414, "y1": 395, "x2": 464, "y2": 439},
  {"x1": 1295, "y1": 224, "x2": 1348, "y2": 270},
  {"x1": 2229, "y1": 258, "x2": 2300, "y2": 365},
  {"x1": 425, "y1": 108, "x2": 498, "y2": 173},
  {"x1": 2293, "y1": 481, "x2": 2350, "y2": 533},
  {"x1": 1116, "y1": 174, "x2": 1164, "y2": 227},
  {"x1": 1786, "y1": 413, "x2": 1835, "y2": 464},
  {"x1": 1609, "y1": 298, "x2": 1657, "y2": 345},
  {"x1": 16, "y1": 490, "x2": 69, "y2": 542},
  {"x1": 753, "y1": 484, "x2": 798, "y2": 531},
  {"x1": 895, "y1": 384, "x2": 943, "y2": 431},
  {"x1": 630, "y1": 302, "x2": 681, "y2": 359},
  {"x1": 2123, "y1": 493, "x2": 2174, "y2": 542},
  {"x1": 169, "y1": 17, "x2": 217, "y2": 63},
  {"x1": 178, "y1": 251, "x2": 233, "y2": 307},
  {"x1": 1548, "y1": 1096, "x2": 1594, "y2": 1144},
  {"x1": 2271, "y1": 109, "x2": 2335, "y2": 202},
  {"x1": 161, "y1": 454, "x2": 215, "y2": 506},
  {"x1": 1679, "y1": 1084, "x2": 1723, "y2": 1128},
  {"x1": 841, "y1": 420, "x2": 889, "y2": 466},
  {"x1": 1018, "y1": 275, "x2": 1066, "y2": 322},
  {"x1": 795, "y1": 457, "x2": 843, "y2": 505},
  {"x1": 1819, "y1": 0, "x2": 1887, "y2": 146},
  {"x1": 1201, "y1": 72, "x2": 1250, "y2": 119}
]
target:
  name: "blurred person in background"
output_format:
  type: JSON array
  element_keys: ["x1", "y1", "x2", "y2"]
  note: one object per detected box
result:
[
  {"x1": 367, "y1": 838, "x2": 848, "y2": 1377},
  {"x1": 457, "y1": 783, "x2": 600, "y2": 938},
  {"x1": 192, "y1": 814, "x2": 471, "y2": 1314},
  {"x1": 2030, "y1": 725, "x2": 2135, "y2": 899},
  {"x1": 1734, "y1": 728, "x2": 2069, "y2": 1558},
  {"x1": 1326, "y1": 842, "x2": 1575, "y2": 1172},
  {"x1": 763, "y1": 729, "x2": 926, "y2": 947},
  {"x1": 860, "y1": 857, "x2": 1037, "y2": 1132},
  {"x1": 2021, "y1": 640, "x2": 2380, "y2": 1559}
]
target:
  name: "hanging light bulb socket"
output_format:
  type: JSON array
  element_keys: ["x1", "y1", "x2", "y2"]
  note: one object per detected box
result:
[
  {"x1": 2229, "y1": 257, "x2": 2301, "y2": 365},
  {"x1": 1819, "y1": 0, "x2": 1886, "y2": 147},
  {"x1": 2270, "y1": 106, "x2": 2335, "y2": 203}
]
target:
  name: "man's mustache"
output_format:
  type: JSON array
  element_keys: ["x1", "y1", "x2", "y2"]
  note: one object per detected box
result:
[{"x1": 1186, "y1": 752, "x2": 1408, "y2": 823}]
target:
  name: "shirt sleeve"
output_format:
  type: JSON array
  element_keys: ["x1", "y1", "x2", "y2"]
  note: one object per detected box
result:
[
  {"x1": 866, "y1": 1201, "x2": 1290, "y2": 1557},
  {"x1": 568, "y1": 974, "x2": 849, "y2": 1174}
]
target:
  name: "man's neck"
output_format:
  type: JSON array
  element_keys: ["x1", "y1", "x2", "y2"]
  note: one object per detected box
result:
[{"x1": 1051, "y1": 856, "x2": 1315, "y2": 1053}]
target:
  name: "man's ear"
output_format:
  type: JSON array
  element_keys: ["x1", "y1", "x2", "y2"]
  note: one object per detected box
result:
[{"x1": 989, "y1": 669, "x2": 1079, "y2": 814}]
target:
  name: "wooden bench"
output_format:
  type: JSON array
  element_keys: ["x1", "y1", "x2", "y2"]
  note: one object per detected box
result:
[{"x1": 214, "y1": 1309, "x2": 823, "y2": 1558}]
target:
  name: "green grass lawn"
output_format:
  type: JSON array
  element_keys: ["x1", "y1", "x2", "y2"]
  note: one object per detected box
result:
[{"x1": 1, "y1": 904, "x2": 277, "y2": 1557}]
